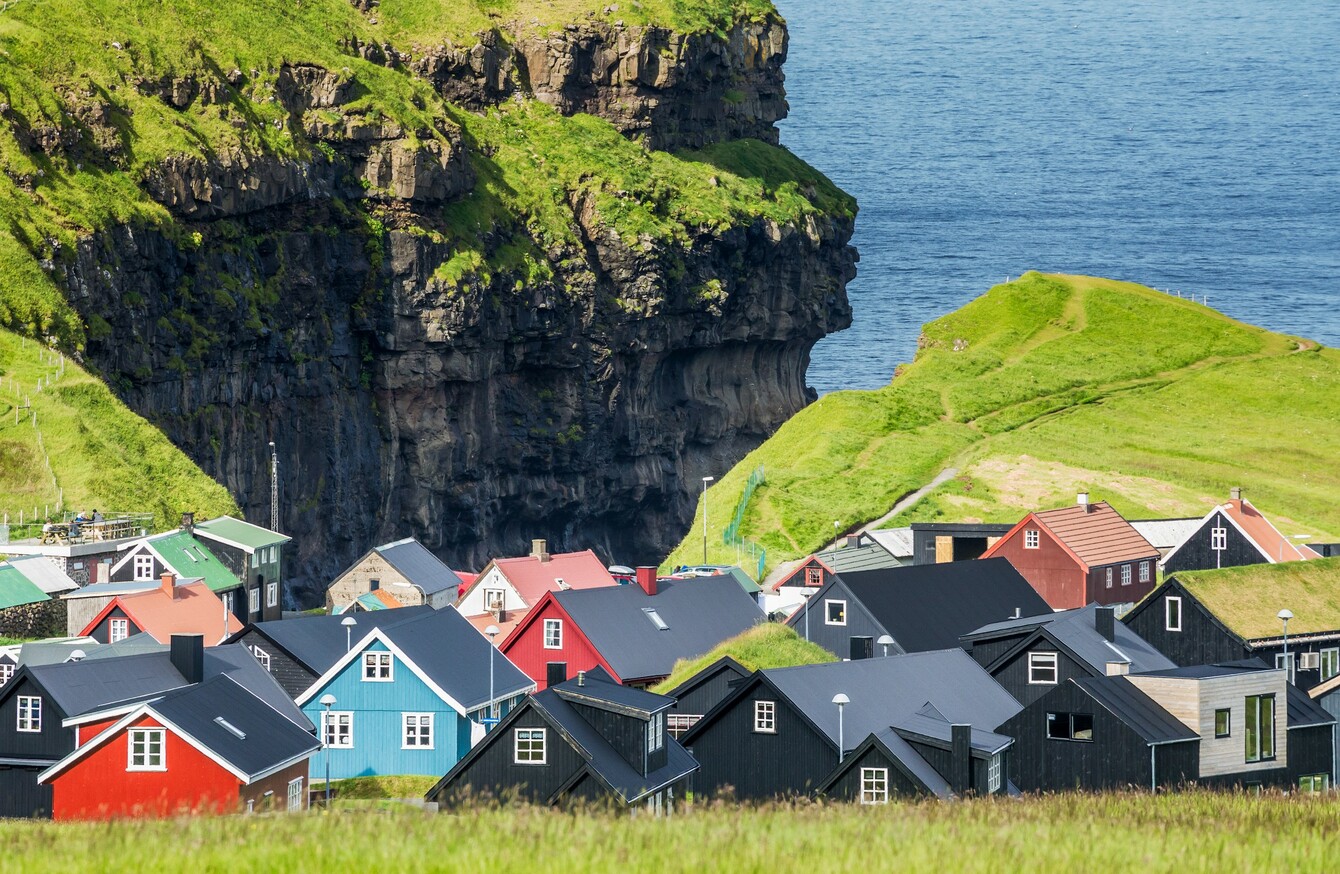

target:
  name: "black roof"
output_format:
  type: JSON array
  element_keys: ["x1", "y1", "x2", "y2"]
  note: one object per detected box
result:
[
  {"x1": 551, "y1": 576, "x2": 763, "y2": 682},
  {"x1": 827, "y1": 558, "x2": 1052, "y2": 653},
  {"x1": 372, "y1": 538, "x2": 464, "y2": 597},
  {"x1": 1286, "y1": 684, "x2": 1335, "y2": 729},
  {"x1": 554, "y1": 670, "x2": 672, "y2": 718},
  {"x1": 238, "y1": 605, "x2": 436, "y2": 674},
  {"x1": 1070, "y1": 676, "x2": 1199, "y2": 744},
  {"x1": 968, "y1": 604, "x2": 1176, "y2": 675},
  {"x1": 1136, "y1": 659, "x2": 1270, "y2": 679}
]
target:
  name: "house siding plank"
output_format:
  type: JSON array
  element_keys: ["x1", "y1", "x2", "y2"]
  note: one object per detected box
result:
[
  {"x1": 989, "y1": 642, "x2": 1090, "y2": 708},
  {"x1": 232, "y1": 630, "x2": 316, "y2": 700},
  {"x1": 1122, "y1": 583, "x2": 1252, "y2": 668},
  {"x1": 988, "y1": 524, "x2": 1086, "y2": 610},
  {"x1": 784, "y1": 578, "x2": 887, "y2": 660},
  {"x1": 1162, "y1": 512, "x2": 1270, "y2": 575},
  {"x1": 502, "y1": 602, "x2": 609, "y2": 690}
]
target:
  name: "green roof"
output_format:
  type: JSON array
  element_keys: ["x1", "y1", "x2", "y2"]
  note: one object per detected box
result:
[
  {"x1": 1175, "y1": 557, "x2": 1340, "y2": 639},
  {"x1": 194, "y1": 516, "x2": 290, "y2": 551},
  {"x1": 150, "y1": 531, "x2": 242, "y2": 594},
  {"x1": 0, "y1": 565, "x2": 51, "y2": 610},
  {"x1": 724, "y1": 567, "x2": 762, "y2": 595},
  {"x1": 651, "y1": 623, "x2": 835, "y2": 694}
]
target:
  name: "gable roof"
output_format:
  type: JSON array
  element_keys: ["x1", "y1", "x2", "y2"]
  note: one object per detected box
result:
[
  {"x1": 721, "y1": 566, "x2": 762, "y2": 595},
  {"x1": 370, "y1": 538, "x2": 463, "y2": 597},
  {"x1": 485, "y1": 550, "x2": 617, "y2": 604},
  {"x1": 1069, "y1": 676, "x2": 1199, "y2": 744},
  {"x1": 991, "y1": 501, "x2": 1158, "y2": 569},
  {"x1": 1161, "y1": 500, "x2": 1318, "y2": 569},
  {"x1": 86, "y1": 580, "x2": 242, "y2": 644},
  {"x1": 661, "y1": 655, "x2": 751, "y2": 702},
  {"x1": 0, "y1": 565, "x2": 51, "y2": 610},
  {"x1": 1172, "y1": 557, "x2": 1340, "y2": 639},
  {"x1": 966, "y1": 603, "x2": 1175, "y2": 674},
  {"x1": 236, "y1": 604, "x2": 436, "y2": 674},
  {"x1": 535, "y1": 576, "x2": 764, "y2": 683},
  {"x1": 193, "y1": 515, "x2": 291, "y2": 552},
  {"x1": 5, "y1": 555, "x2": 78, "y2": 595},
  {"x1": 353, "y1": 589, "x2": 404, "y2": 611},
  {"x1": 891, "y1": 707, "x2": 1014, "y2": 756},
  {"x1": 821, "y1": 726, "x2": 952, "y2": 798},
  {"x1": 61, "y1": 580, "x2": 158, "y2": 600},
  {"x1": 815, "y1": 558, "x2": 1052, "y2": 653},
  {"x1": 1130, "y1": 518, "x2": 1203, "y2": 551},
  {"x1": 861, "y1": 527, "x2": 915, "y2": 559},
  {"x1": 821, "y1": 543, "x2": 907, "y2": 575},
  {"x1": 123, "y1": 531, "x2": 241, "y2": 594},
  {"x1": 553, "y1": 668, "x2": 673, "y2": 718},
  {"x1": 1291, "y1": 684, "x2": 1338, "y2": 728}
]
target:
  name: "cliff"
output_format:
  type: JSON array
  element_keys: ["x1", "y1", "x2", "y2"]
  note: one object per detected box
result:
[{"x1": 0, "y1": 0, "x2": 855, "y2": 602}]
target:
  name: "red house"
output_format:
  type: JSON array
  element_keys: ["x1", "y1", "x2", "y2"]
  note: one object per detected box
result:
[
  {"x1": 38, "y1": 674, "x2": 319, "y2": 820},
  {"x1": 981, "y1": 494, "x2": 1160, "y2": 610},
  {"x1": 80, "y1": 573, "x2": 242, "y2": 645}
]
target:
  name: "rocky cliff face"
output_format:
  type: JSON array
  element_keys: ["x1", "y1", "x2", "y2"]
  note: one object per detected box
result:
[{"x1": 50, "y1": 15, "x2": 854, "y2": 604}]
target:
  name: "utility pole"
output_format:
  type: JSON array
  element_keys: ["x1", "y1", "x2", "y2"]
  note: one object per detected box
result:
[{"x1": 269, "y1": 441, "x2": 279, "y2": 533}]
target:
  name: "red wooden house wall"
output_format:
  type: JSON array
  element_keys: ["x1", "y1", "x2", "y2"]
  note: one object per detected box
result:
[
  {"x1": 986, "y1": 521, "x2": 1087, "y2": 610},
  {"x1": 500, "y1": 596, "x2": 615, "y2": 691}
]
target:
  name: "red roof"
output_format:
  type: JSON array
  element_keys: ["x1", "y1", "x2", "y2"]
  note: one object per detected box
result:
[
  {"x1": 83, "y1": 581, "x2": 242, "y2": 644},
  {"x1": 1010, "y1": 501, "x2": 1158, "y2": 569},
  {"x1": 455, "y1": 572, "x2": 477, "y2": 599},
  {"x1": 489, "y1": 550, "x2": 617, "y2": 605},
  {"x1": 1223, "y1": 499, "x2": 1316, "y2": 563},
  {"x1": 466, "y1": 608, "x2": 527, "y2": 642}
]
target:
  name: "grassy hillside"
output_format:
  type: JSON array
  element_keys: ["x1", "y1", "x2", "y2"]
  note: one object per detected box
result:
[
  {"x1": 651, "y1": 623, "x2": 834, "y2": 693},
  {"x1": 2, "y1": 793, "x2": 1337, "y2": 872},
  {"x1": 665, "y1": 273, "x2": 1340, "y2": 575}
]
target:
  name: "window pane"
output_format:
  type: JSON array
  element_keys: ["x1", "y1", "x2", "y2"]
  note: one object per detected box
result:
[
  {"x1": 1046, "y1": 713, "x2": 1066, "y2": 739},
  {"x1": 1071, "y1": 713, "x2": 1093, "y2": 741},
  {"x1": 1260, "y1": 697, "x2": 1274, "y2": 759},
  {"x1": 1245, "y1": 696, "x2": 1259, "y2": 761}
]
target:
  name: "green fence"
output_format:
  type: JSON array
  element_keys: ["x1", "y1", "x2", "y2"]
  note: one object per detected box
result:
[{"x1": 721, "y1": 466, "x2": 767, "y2": 579}]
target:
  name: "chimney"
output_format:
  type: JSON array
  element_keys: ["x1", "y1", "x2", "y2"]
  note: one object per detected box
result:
[
  {"x1": 1077, "y1": 492, "x2": 1091, "y2": 512},
  {"x1": 1106, "y1": 661, "x2": 1130, "y2": 676},
  {"x1": 170, "y1": 634, "x2": 205, "y2": 684},
  {"x1": 1011, "y1": 607, "x2": 1022, "y2": 619},
  {"x1": 161, "y1": 571, "x2": 176, "y2": 598},
  {"x1": 845, "y1": 534, "x2": 861, "y2": 549},
  {"x1": 636, "y1": 566, "x2": 658, "y2": 596},
  {"x1": 531, "y1": 539, "x2": 550, "y2": 563},
  {"x1": 546, "y1": 662, "x2": 568, "y2": 688},
  {"x1": 577, "y1": 670, "x2": 585, "y2": 687},
  {"x1": 950, "y1": 724, "x2": 973, "y2": 796},
  {"x1": 1230, "y1": 487, "x2": 1242, "y2": 502},
  {"x1": 181, "y1": 511, "x2": 194, "y2": 532},
  {"x1": 1095, "y1": 606, "x2": 1115, "y2": 642}
]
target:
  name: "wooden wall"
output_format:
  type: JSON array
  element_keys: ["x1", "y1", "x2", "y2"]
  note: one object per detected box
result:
[{"x1": 1122, "y1": 583, "x2": 1252, "y2": 668}]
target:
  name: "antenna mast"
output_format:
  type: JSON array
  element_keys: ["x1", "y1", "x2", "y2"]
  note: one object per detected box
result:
[{"x1": 269, "y1": 441, "x2": 279, "y2": 533}]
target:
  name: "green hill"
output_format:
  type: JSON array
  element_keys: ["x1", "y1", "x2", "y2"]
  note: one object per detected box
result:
[
  {"x1": 651, "y1": 622, "x2": 835, "y2": 694},
  {"x1": 666, "y1": 273, "x2": 1340, "y2": 575}
]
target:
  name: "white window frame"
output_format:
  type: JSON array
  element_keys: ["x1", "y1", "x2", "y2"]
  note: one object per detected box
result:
[
  {"x1": 1211, "y1": 526, "x2": 1228, "y2": 551},
  {"x1": 1300, "y1": 774, "x2": 1329, "y2": 794},
  {"x1": 287, "y1": 777, "x2": 304, "y2": 812},
  {"x1": 987, "y1": 753, "x2": 1002, "y2": 793},
  {"x1": 0, "y1": 663, "x2": 12, "y2": 686},
  {"x1": 1166, "y1": 596, "x2": 1182, "y2": 632},
  {"x1": 250, "y1": 551, "x2": 260, "y2": 569},
  {"x1": 133, "y1": 554, "x2": 155, "y2": 582},
  {"x1": 647, "y1": 711, "x2": 664, "y2": 754},
  {"x1": 860, "y1": 767, "x2": 888, "y2": 804},
  {"x1": 16, "y1": 695, "x2": 41, "y2": 732},
  {"x1": 514, "y1": 728, "x2": 546, "y2": 764},
  {"x1": 323, "y1": 711, "x2": 353, "y2": 748},
  {"x1": 753, "y1": 700, "x2": 776, "y2": 733},
  {"x1": 1121, "y1": 564, "x2": 1132, "y2": 586},
  {"x1": 824, "y1": 599, "x2": 847, "y2": 626},
  {"x1": 362, "y1": 652, "x2": 394, "y2": 681},
  {"x1": 1024, "y1": 529, "x2": 1040, "y2": 550},
  {"x1": 1028, "y1": 652, "x2": 1059, "y2": 685},
  {"x1": 109, "y1": 617, "x2": 130, "y2": 643},
  {"x1": 667, "y1": 714, "x2": 700, "y2": 736},
  {"x1": 266, "y1": 582, "x2": 279, "y2": 609},
  {"x1": 1321, "y1": 648, "x2": 1340, "y2": 681},
  {"x1": 484, "y1": 589, "x2": 506, "y2": 611},
  {"x1": 127, "y1": 728, "x2": 166, "y2": 771},
  {"x1": 402, "y1": 712, "x2": 434, "y2": 749},
  {"x1": 248, "y1": 587, "x2": 260, "y2": 614},
  {"x1": 250, "y1": 645, "x2": 271, "y2": 671},
  {"x1": 1105, "y1": 567, "x2": 1113, "y2": 588},
  {"x1": 1275, "y1": 653, "x2": 1295, "y2": 684},
  {"x1": 543, "y1": 619, "x2": 563, "y2": 650},
  {"x1": 1139, "y1": 561, "x2": 1151, "y2": 583}
]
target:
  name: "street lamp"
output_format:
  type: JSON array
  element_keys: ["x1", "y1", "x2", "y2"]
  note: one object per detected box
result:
[
  {"x1": 799, "y1": 588, "x2": 816, "y2": 642},
  {"x1": 833, "y1": 693, "x2": 849, "y2": 763},
  {"x1": 485, "y1": 624, "x2": 500, "y2": 730},
  {"x1": 341, "y1": 615, "x2": 357, "y2": 653},
  {"x1": 701, "y1": 476, "x2": 715, "y2": 564},
  {"x1": 877, "y1": 634, "x2": 895, "y2": 657},
  {"x1": 1278, "y1": 609, "x2": 1294, "y2": 684},
  {"x1": 319, "y1": 693, "x2": 337, "y2": 807}
]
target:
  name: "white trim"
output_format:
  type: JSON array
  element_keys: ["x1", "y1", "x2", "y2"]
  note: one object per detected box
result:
[
  {"x1": 1024, "y1": 529, "x2": 1040, "y2": 550},
  {"x1": 401, "y1": 712, "x2": 434, "y2": 750},
  {"x1": 1160, "y1": 506, "x2": 1280, "y2": 570},
  {"x1": 1028, "y1": 651, "x2": 1059, "y2": 685},
  {"x1": 860, "y1": 766, "x2": 888, "y2": 804},
  {"x1": 126, "y1": 727, "x2": 167, "y2": 771},
  {"x1": 295, "y1": 628, "x2": 467, "y2": 714},
  {"x1": 16, "y1": 695, "x2": 41, "y2": 732},
  {"x1": 753, "y1": 700, "x2": 776, "y2": 733},
  {"x1": 514, "y1": 727, "x2": 546, "y2": 764},
  {"x1": 322, "y1": 710, "x2": 354, "y2": 748},
  {"x1": 1166, "y1": 596, "x2": 1183, "y2": 632},
  {"x1": 824, "y1": 599, "x2": 847, "y2": 626},
  {"x1": 543, "y1": 618, "x2": 563, "y2": 650},
  {"x1": 362, "y1": 651, "x2": 394, "y2": 682},
  {"x1": 287, "y1": 776, "x2": 304, "y2": 812}
]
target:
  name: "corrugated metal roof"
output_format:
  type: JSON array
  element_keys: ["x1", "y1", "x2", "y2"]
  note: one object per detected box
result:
[
  {"x1": 491, "y1": 550, "x2": 617, "y2": 604},
  {"x1": 111, "y1": 581, "x2": 242, "y2": 644},
  {"x1": 355, "y1": 589, "x2": 403, "y2": 611},
  {"x1": 194, "y1": 516, "x2": 291, "y2": 551},
  {"x1": 61, "y1": 581, "x2": 157, "y2": 600},
  {"x1": 1033, "y1": 502, "x2": 1160, "y2": 567},
  {"x1": 0, "y1": 565, "x2": 50, "y2": 610},
  {"x1": 1223, "y1": 500, "x2": 1315, "y2": 563},
  {"x1": 1287, "y1": 684, "x2": 1335, "y2": 729},
  {"x1": 6, "y1": 555, "x2": 77, "y2": 595},
  {"x1": 822, "y1": 544, "x2": 906, "y2": 574},
  {"x1": 863, "y1": 527, "x2": 915, "y2": 558},
  {"x1": 1071, "y1": 676, "x2": 1199, "y2": 744},
  {"x1": 1130, "y1": 518, "x2": 1203, "y2": 551},
  {"x1": 147, "y1": 532, "x2": 241, "y2": 594},
  {"x1": 892, "y1": 711, "x2": 1014, "y2": 754},
  {"x1": 373, "y1": 538, "x2": 463, "y2": 597}
]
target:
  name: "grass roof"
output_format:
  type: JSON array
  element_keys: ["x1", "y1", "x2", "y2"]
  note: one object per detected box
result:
[
  {"x1": 651, "y1": 622, "x2": 834, "y2": 694},
  {"x1": 1176, "y1": 557, "x2": 1340, "y2": 639}
]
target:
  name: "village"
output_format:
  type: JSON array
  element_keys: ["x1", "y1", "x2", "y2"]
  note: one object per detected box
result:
[{"x1": 0, "y1": 486, "x2": 1335, "y2": 819}]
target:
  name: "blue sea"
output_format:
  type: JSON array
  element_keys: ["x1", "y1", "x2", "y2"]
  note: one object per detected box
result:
[{"x1": 776, "y1": 0, "x2": 1340, "y2": 393}]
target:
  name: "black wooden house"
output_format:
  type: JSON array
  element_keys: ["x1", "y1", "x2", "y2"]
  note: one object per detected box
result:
[
  {"x1": 660, "y1": 656, "x2": 750, "y2": 737},
  {"x1": 1160, "y1": 491, "x2": 1319, "y2": 575}
]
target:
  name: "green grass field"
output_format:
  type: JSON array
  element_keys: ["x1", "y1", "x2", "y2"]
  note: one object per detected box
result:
[
  {"x1": 652, "y1": 623, "x2": 834, "y2": 693},
  {"x1": 665, "y1": 273, "x2": 1340, "y2": 576},
  {"x1": 2, "y1": 793, "x2": 1337, "y2": 872}
]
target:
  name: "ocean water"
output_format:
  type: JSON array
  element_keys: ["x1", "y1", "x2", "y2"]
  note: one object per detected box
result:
[{"x1": 776, "y1": 0, "x2": 1340, "y2": 393}]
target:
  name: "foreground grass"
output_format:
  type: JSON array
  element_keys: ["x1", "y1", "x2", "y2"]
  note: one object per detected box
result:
[
  {"x1": 652, "y1": 623, "x2": 834, "y2": 693},
  {"x1": 665, "y1": 273, "x2": 1340, "y2": 576},
  {"x1": 3, "y1": 793, "x2": 1338, "y2": 872}
]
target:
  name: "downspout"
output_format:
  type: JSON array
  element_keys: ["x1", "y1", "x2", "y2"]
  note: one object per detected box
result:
[
  {"x1": 1332, "y1": 722, "x2": 1337, "y2": 789},
  {"x1": 1150, "y1": 744, "x2": 1156, "y2": 793}
]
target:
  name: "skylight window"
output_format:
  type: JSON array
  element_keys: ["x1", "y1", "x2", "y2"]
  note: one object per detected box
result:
[
  {"x1": 642, "y1": 607, "x2": 669, "y2": 631},
  {"x1": 214, "y1": 717, "x2": 246, "y2": 740}
]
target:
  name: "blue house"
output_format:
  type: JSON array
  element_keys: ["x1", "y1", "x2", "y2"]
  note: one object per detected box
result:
[{"x1": 296, "y1": 608, "x2": 534, "y2": 779}]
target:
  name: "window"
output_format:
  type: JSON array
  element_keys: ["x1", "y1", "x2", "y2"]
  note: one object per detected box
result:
[
  {"x1": 128, "y1": 728, "x2": 166, "y2": 770},
  {"x1": 323, "y1": 711, "x2": 353, "y2": 748},
  {"x1": 223, "y1": 591, "x2": 234, "y2": 614},
  {"x1": 1028, "y1": 652, "x2": 1059, "y2": 685},
  {"x1": 363, "y1": 652, "x2": 393, "y2": 681},
  {"x1": 514, "y1": 728, "x2": 546, "y2": 764},
  {"x1": 109, "y1": 617, "x2": 130, "y2": 643},
  {"x1": 987, "y1": 754, "x2": 1002, "y2": 793},
  {"x1": 825, "y1": 599, "x2": 847, "y2": 626},
  {"x1": 484, "y1": 589, "x2": 505, "y2": 611},
  {"x1": 667, "y1": 714, "x2": 700, "y2": 737},
  {"x1": 133, "y1": 554, "x2": 154, "y2": 581},
  {"x1": 250, "y1": 645, "x2": 271, "y2": 670},
  {"x1": 1120, "y1": 564, "x2": 1132, "y2": 587},
  {"x1": 267, "y1": 547, "x2": 276, "y2": 564},
  {"x1": 647, "y1": 711, "x2": 664, "y2": 754},
  {"x1": 250, "y1": 551, "x2": 260, "y2": 569},
  {"x1": 0, "y1": 663, "x2": 12, "y2": 687},
  {"x1": 287, "y1": 777, "x2": 304, "y2": 812},
  {"x1": 1139, "y1": 561, "x2": 1151, "y2": 583},
  {"x1": 754, "y1": 700, "x2": 776, "y2": 733},
  {"x1": 1322, "y1": 648, "x2": 1340, "y2": 681},
  {"x1": 1215, "y1": 708, "x2": 1231, "y2": 738},
  {"x1": 805, "y1": 567, "x2": 823, "y2": 587},
  {"x1": 1275, "y1": 653, "x2": 1295, "y2": 684},
  {"x1": 402, "y1": 713, "x2": 434, "y2": 749},
  {"x1": 1300, "y1": 774, "x2": 1329, "y2": 794},
  {"x1": 369, "y1": 578, "x2": 380, "y2": 592},
  {"x1": 543, "y1": 619, "x2": 563, "y2": 649},
  {"x1": 860, "y1": 767, "x2": 888, "y2": 804},
  {"x1": 1244, "y1": 694, "x2": 1275, "y2": 763},
  {"x1": 1211, "y1": 526, "x2": 1227, "y2": 551},
  {"x1": 1046, "y1": 712, "x2": 1094, "y2": 742},
  {"x1": 1166, "y1": 596, "x2": 1183, "y2": 632},
  {"x1": 266, "y1": 582, "x2": 279, "y2": 609},
  {"x1": 1024, "y1": 529, "x2": 1040, "y2": 549},
  {"x1": 16, "y1": 695, "x2": 40, "y2": 732},
  {"x1": 249, "y1": 587, "x2": 260, "y2": 614},
  {"x1": 1105, "y1": 567, "x2": 1114, "y2": 588},
  {"x1": 643, "y1": 608, "x2": 670, "y2": 631}
]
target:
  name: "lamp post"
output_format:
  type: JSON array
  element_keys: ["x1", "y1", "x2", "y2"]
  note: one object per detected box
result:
[
  {"x1": 877, "y1": 634, "x2": 895, "y2": 658},
  {"x1": 1278, "y1": 609, "x2": 1294, "y2": 684},
  {"x1": 319, "y1": 693, "x2": 336, "y2": 808},
  {"x1": 341, "y1": 615, "x2": 356, "y2": 653},
  {"x1": 701, "y1": 476, "x2": 714, "y2": 565},
  {"x1": 833, "y1": 693, "x2": 849, "y2": 763},
  {"x1": 799, "y1": 589, "x2": 816, "y2": 642},
  {"x1": 485, "y1": 624, "x2": 500, "y2": 730}
]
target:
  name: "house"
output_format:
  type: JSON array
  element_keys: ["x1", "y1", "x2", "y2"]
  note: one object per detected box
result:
[
  {"x1": 784, "y1": 558, "x2": 1052, "y2": 661},
  {"x1": 660, "y1": 656, "x2": 751, "y2": 737},
  {"x1": 0, "y1": 634, "x2": 308, "y2": 818},
  {"x1": 61, "y1": 578, "x2": 157, "y2": 637},
  {"x1": 909, "y1": 522, "x2": 1013, "y2": 565},
  {"x1": 456, "y1": 540, "x2": 618, "y2": 624},
  {"x1": 295, "y1": 607, "x2": 534, "y2": 780},
  {"x1": 426, "y1": 667, "x2": 697, "y2": 812},
  {"x1": 499, "y1": 568, "x2": 764, "y2": 691},
  {"x1": 108, "y1": 528, "x2": 274, "y2": 624},
  {"x1": 79, "y1": 574, "x2": 242, "y2": 645},
  {"x1": 999, "y1": 661, "x2": 1336, "y2": 793},
  {"x1": 190, "y1": 514, "x2": 291, "y2": 618},
  {"x1": 0, "y1": 646, "x2": 16, "y2": 689},
  {"x1": 1121, "y1": 559, "x2": 1340, "y2": 690},
  {"x1": 980, "y1": 494, "x2": 1160, "y2": 610},
  {"x1": 770, "y1": 554, "x2": 836, "y2": 591},
  {"x1": 961, "y1": 604, "x2": 1175, "y2": 706},
  {"x1": 680, "y1": 650, "x2": 1022, "y2": 801},
  {"x1": 855, "y1": 527, "x2": 915, "y2": 565},
  {"x1": 1160, "y1": 489, "x2": 1321, "y2": 574},
  {"x1": 325, "y1": 537, "x2": 463, "y2": 612},
  {"x1": 227, "y1": 605, "x2": 437, "y2": 698},
  {"x1": 38, "y1": 673, "x2": 319, "y2": 819},
  {"x1": 0, "y1": 565, "x2": 59, "y2": 639},
  {"x1": 0, "y1": 515, "x2": 152, "y2": 587}
]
